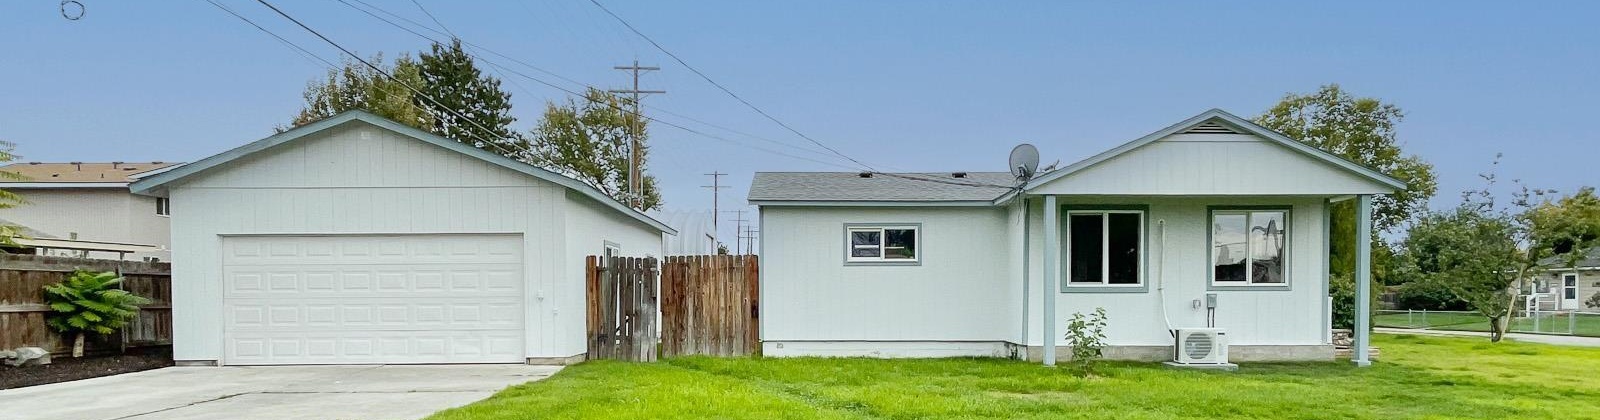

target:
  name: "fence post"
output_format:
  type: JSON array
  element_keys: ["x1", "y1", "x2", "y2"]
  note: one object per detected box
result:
[
  {"x1": 1570, "y1": 311, "x2": 1577, "y2": 335},
  {"x1": 1407, "y1": 309, "x2": 1413, "y2": 328},
  {"x1": 1421, "y1": 309, "x2": 1427, "y2": 329}
]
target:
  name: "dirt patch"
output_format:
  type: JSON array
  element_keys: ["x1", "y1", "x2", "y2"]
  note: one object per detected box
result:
[{"x1": 0, "y1": 346, "x2": 172, "y2": 390}]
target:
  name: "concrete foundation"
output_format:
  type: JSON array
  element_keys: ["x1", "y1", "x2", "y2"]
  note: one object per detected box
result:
[
  {"x1": 525, "y1": 353, "x2": 586, "y2": 366},
  {"x1": 1026, "y1": 345, "x2": 1335, "y2": 363}
]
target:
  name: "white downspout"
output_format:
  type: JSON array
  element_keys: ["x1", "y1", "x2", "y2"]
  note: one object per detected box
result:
[{"x1": 1156, "y1": 219, "x2": 1175, "y2": 337}]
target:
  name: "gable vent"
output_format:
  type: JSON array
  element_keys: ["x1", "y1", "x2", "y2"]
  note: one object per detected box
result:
[{"x1": 1183, "y1": 121, "x2": 1240, "y2": 134}]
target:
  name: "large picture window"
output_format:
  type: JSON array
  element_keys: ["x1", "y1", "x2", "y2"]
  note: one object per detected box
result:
[
  {"x1": 1066, "y1": 210, "x2": 1143, "y2": 286},
  {"x1": 1211, "y1": 209, "x2": 1289, "y2": 286},
  {"x1": 846, "y1": 225, "x2": 918, "y2": 263}
]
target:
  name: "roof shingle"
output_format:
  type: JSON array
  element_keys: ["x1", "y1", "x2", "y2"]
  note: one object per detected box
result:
[{"x1": 748, "y1": 172, "x2": 1016, "y2": 203}]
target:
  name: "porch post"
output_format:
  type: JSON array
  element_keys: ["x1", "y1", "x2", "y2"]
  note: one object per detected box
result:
[
  {"x1": 1042, "y1": 195, "x2": 1059, "y2": 366},
  {"x1": 1353, "y1": 194, "x2": 1374, "y2": 367}
]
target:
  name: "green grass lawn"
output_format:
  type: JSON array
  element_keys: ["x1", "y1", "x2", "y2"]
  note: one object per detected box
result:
[
  {"x1": 428, "y1": 334, "x2": 1600, "y2": 420},
  {"x1": 1375, "y1": 311, "x2": 1600, "y2": 337}
]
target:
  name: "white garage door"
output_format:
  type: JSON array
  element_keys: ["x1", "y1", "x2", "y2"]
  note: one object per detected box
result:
[{"x1": 222, "y1": 234, "x2": 525, "y2": 365}]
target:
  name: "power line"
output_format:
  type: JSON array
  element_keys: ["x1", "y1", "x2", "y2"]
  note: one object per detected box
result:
[
  {"x1": 586, "y1": 0, "x2": 1011, "y2": 190},
  {"x1": 249, "y1": 0, "x2": 542, "y2": 168},
  {"x1": 586, "y1": 0, "x2": 878, "y2": 172},
  {"x1": 336, "y1": 0, "x2": 852, "y2": 166},
  {"x1": 331, "y1": 0, "x2": 862, "y2": 171},
  {"x1": 407, "y1": 0, "x2": 458, "y2": 39},
  {"x1": 204, "y1": 0, "x2": 335, "y2": 69}
]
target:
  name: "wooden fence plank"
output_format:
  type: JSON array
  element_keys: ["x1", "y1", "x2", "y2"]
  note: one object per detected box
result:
[{"x1": 0, "y1": 255, "x2": 171, "y2": 354}]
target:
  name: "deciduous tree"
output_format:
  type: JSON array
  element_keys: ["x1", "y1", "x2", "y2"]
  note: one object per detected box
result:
[
  {"x1": 0, "y1": 141, "x2": 24, "y2": 246},
  {"x1": 530, "y1": 88, "x2": 661, "y2": 210},
  {"x1": 284, "y1": 54, "x2": 433, "y2": 132}
]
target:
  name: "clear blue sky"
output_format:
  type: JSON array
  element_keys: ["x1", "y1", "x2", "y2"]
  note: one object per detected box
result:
[{"x1": 3, "y1": 1, "x2": 1597, "y2": 243}]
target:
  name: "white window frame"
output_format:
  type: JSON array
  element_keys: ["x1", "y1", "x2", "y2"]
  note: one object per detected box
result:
[
  {"x1": 1562, "y1": 273, "x2": 1579, "y2": 300},
  {"x1": 1064, "y1": 210, "x2": 1145, "y2": 287},
  {"x1": 155, "y1": 197, "x2": 171, "y2": 217},
  {"x1": 844, "y1": 225, "x2": 920, "y2": 264},
  {"x1": 1209, "y1": 208, "x2": 1291, "y2": 288}
]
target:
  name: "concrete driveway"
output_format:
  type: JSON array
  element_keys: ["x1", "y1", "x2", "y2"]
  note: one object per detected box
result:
[{"x1": 0, "y1": 364, "x2": 561, "y2": 420}]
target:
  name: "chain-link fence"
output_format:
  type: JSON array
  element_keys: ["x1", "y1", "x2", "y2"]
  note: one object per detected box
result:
[{"x1": 1375, "y1": 309, "x2": 1600, "y2": 337}]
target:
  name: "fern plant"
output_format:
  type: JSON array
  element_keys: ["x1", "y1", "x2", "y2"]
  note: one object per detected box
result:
[{"x1": 43, "y1": 270, "x2": 151, "y2": 357}]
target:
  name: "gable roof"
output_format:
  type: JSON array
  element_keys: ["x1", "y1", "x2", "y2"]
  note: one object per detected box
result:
[
  {"x1": 1011, "y1": 108, "x2": 1407, "y2": 202},
  {"x1": 1, "y1": 162, "x2": 182, "y2": 188},
  {"x1": 1539, "y1": 247, "x2": 1600, "y2": 270},
  {"x1": 748, "y1": 172, "x2": 1015, "y2": 205},
  {"x1": 130, "y1": 110, "x2": 673, "y2": 234}
]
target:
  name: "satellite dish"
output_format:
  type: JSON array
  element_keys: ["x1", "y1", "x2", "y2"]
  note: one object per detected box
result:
[{"x1": 1009, "y1": 143, "x2": 1040, "y2": 180}]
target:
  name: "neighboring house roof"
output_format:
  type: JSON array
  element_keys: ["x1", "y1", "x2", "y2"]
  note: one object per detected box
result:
[
  {"x1": 1539, "y1": 247, "x2": 1600, "y2": 269},
  {"x1": 748, "y1": 172, "x2": 1016, "y2": 205},
  {"x1": 1016, "y1": 109, "x2": 1407, "y2": 198},
  {"x1": 0, "y1": 161, "x2": 182, "y2": 188},
  {"x1": 128, "y1": 110, "x2": 674, "y2": 234},
  {"x1": 651, "y1": 209, "x2": 717, "y2": 255}
]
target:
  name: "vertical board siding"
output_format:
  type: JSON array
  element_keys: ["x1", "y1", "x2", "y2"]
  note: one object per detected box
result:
[
  {"x1": 0, "y1": 255, "x2": 171, "y2": 354},
  {"x1": 168, "y1": 124, "x2": 568, "y2": 362},
  {"x1": 1030, "y1": 134, "x2": 1390, "y2": 196},
  {"x1": 761, "y1": 207, "x2": 1014, "y2": 342},
  {"x1": 1027, "y1": 196, "x2": 1328, "y2": 347}
]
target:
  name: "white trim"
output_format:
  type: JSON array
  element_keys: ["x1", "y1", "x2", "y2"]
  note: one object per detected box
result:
[
  {"x1": 1209, "y1": 209, "x2": 1292, "y2": 288},
  {"x1": 1063, "y1": 210, "x2": 1146, "y2": 288},
  {"x1": 844, "y1": 225, "x2": 920, "y2": 263}
]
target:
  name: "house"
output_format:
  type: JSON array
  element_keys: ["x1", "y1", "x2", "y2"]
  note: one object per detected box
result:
[
  {"x1": 0, "y1": 161, "x2": 181, "y2": 261},
  {"x1": 652, "y1": 209, "x2": 718, "y2": 255},
  {"x1": 129, "y1": 110, "x2": 674, "y2": 366},
  {"x1": 1526, "y1": 248, "x2": 1600, "y2": 311},
  {"x1": 750, "y1": 109, "x2": 1401, "y2": 365}
]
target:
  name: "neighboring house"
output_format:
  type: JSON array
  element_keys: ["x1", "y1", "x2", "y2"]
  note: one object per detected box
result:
[
  {"x1": 1526, "y1": 248, "x2": 1600, "y2": 311},
  {"x1": 0, "y1": 161, "x2": 181, "y2": 261},
  {"x1": 652, "y1": 209, "x2": 718, "y2": 255},
  {"x1": 130, "y1": 110, "x2": 674, "y2": 366},
  {"x1": 750, "y1": 109, "x2": 1402, "y2": 363}
]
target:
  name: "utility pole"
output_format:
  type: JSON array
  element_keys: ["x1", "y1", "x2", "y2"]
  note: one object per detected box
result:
[
  {"x1": 702, "y1": 172, "x2": 730, "y2": 246},
  {"x1": 724, "y1": 209, "x2": 748, "y2": 254},
  {"x1": 742, "y1": 226, "x2": 759, "y2": 256},
  {"x1": 609, "y1": 60, "x2": 664, "y2": 209}
]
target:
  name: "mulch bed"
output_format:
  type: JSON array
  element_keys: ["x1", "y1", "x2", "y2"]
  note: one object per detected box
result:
[{"x1": 0, "y1": 346, "x2": 173, "y2": 390}]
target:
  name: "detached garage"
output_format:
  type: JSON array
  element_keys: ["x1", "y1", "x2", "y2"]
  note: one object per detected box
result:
[{"x1": 131, "y1": 111, "x2": 673, "y2": 366}]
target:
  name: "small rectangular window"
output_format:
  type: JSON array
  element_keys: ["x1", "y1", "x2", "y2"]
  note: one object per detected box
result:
[
  {"x1": 155, "y1": 197, "x2": 171, "y2": 216},
  {"x1": 846, "y1": 226, "x2": 918, "y2": 263},
  {"x1": 1066, "y1": 210, "x2": 1143, "y2": 287},
  {"x1": 1211, "y1": 209, "x2": 1289, "y2": 286}
]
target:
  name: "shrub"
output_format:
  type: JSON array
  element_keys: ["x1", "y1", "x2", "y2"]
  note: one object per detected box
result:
[
  {"x1": 1063, "y1": 307, "x2": 1108, "y2": 376},
  {"x1": 43, "y1": 270, "x2": 150, "y2": 357},
  {"x1": 1394, "y1": 280, "x2": 1471, "y2": 311},
  {"x1": 1587, "y1": 291, "x2": 1600, "y2": 310}
]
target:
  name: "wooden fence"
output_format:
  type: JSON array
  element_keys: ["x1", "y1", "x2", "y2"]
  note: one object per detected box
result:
[
  {"x1": 585, "y1": 256, "x2": 659, "y2": 362},
  {"x1": 0, "y1": 254, "x2": 172, "y2": 354},
  {"x1": 661, "y1": 255, "x2": 759, "y2": 357}
]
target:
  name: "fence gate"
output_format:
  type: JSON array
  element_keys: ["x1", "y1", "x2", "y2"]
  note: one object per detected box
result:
[
  {"x1": 585, "y1": 256, "x2": 658, "y2": 362},
  {"x1": 661, "y1": 255, "x2": 759, "y2": 357}
]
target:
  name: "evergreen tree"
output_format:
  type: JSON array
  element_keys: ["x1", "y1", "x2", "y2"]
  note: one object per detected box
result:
[
  {"x1": 416, "y1": 39, "x2": 527, "y2": 159},
  {"x1": 284, "y1": 54, "x2": 433, "y2": 132}
]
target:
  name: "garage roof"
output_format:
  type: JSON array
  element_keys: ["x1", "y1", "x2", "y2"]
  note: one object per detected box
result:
[{"x1": 129, "y1": 110, "x2": 674, "y2": 234}]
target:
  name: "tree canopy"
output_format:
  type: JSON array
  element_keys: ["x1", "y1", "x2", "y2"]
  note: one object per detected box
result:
[
  {"x1": 417, "y1": 39, "x2": 527, "y2": 160},
  {"x1": 1256, "y1": 84, "x2": 1439, "y2": 233},
  {"x1": 285, "y1": 54, "x2": 433, "y2": 133},
  {"x1": 530, "y1": 88, "x2": 662, "y2": 211},
  {"x1": 0, "y1": 141, "x2": 24, "y2": 246}
]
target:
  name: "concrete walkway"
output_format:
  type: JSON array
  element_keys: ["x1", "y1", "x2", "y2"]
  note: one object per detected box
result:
[
  {"x1": 0, "y1": 364, "x2": 561, "y2": 420},
  {"x1": 1377, "y1": 327, "x2": 1600, "y2": 347}
]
